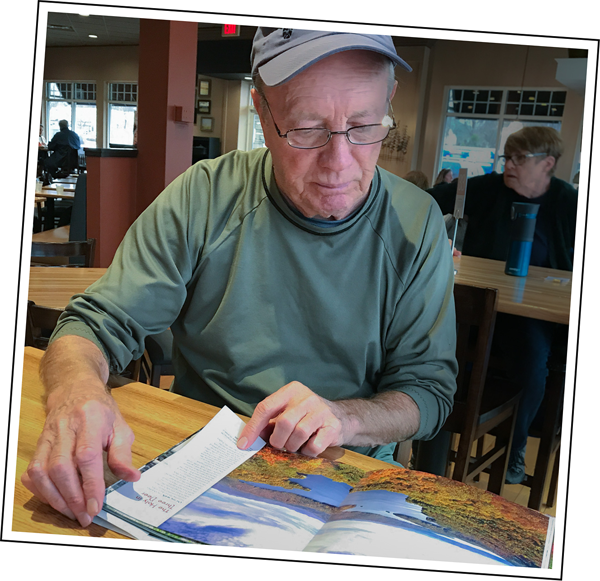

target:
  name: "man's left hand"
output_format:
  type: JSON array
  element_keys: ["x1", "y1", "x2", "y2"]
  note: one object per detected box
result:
[{"x1": 237, "y1": 382, "x2": 345, "y2": 457}]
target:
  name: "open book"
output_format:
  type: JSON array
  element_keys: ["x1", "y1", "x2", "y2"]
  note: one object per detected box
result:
[{"x1": 95, "y1": 407, "x2": 554, "y2": 568}]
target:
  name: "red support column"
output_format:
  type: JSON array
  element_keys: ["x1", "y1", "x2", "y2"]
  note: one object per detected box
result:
[
  {"x1": 85, "y1": 150, "x2": 138, "y2": 268},
  {"x1": 84, "y1": 20, "x2": 197, "y2": 267},
  {"x1": 136, "y1": 19, "x2": 198, "y2": 215}
]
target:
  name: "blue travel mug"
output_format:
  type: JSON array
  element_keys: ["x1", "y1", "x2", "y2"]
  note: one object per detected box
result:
[{"x1": 505, "y1": 202, "x2": 539, "y2": 277}]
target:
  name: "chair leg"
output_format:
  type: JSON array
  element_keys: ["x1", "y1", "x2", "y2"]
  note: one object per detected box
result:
[
  {"x1": 150, "y1": 364, "x2": 162, "y2": 388},
  {"x1": 395, "y1": 440, "x2": 412, "y2": 468},
  {"x1": 546, "y1": 446, "x2": 560, "y2": 509},
  {"x1": 487, "y1": 414, "x2": 514, "y2": 497},
  {"x1": 473, "y1": 436, "x2": 485, "y2": 482},
  {"x1": 453, "y1": 433, "x2": 474, "y2": 483},
  {"x1": 527, "y1": 362, "x2": 564, "y2": 510}
]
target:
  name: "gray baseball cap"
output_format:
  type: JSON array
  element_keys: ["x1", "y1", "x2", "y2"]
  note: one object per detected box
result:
[{"x1": 251, "y1": 27, "x2": 412, "y2": 86}]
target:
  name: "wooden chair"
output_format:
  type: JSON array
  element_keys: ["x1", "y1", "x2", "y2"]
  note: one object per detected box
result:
[
  {"x1": 25, "y1": 300, "x2": 139, "y2": 387},
  {"x1": 139, "y1": 329, "x2": 174, "y2": 388},
  {"x1": 521, "y1": 351, "x2": 564, "y2": 510},
  {"x1": 25, "y1": 300, "x2": 64, "y2": 349},
  {"x1": 413, "y1": 284, "x2": 521, "y2": 496},
  {"x1": 31, "y1": 238, "x2": 96, "y2": 267}
]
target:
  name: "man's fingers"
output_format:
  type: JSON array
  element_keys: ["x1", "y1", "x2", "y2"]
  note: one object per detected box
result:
[
  {"x1": 300, "y1": 424, "x2": 339, "y2": 458},
  {"x1": 106, "y1": 422, "x2": 140, "y2": 482},
  {"x1": 238, "y1": 397, "x2": 286, "y2": 449},
  {"x1": 24, "y1": 398, "x2": 137, "y2": 527},
  {"x1": 26, "y1": 434, "x2": 83, "y2": 522},
  {"x1": 21, "y1": 464, "x2": 77, "y2": 521}
]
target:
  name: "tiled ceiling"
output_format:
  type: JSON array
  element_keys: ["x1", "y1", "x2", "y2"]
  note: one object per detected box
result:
[
  {"x1": 46, "y1": 13, "x2": 435, "y2": 49},
  {"x1": 46, "y1": 13, "x2": 141, "y2": 47}
]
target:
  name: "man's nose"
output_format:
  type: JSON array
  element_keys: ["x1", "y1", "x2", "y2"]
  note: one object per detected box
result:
[{"x1": 318, "y1": 133, "x2": 354, "y2": 170}]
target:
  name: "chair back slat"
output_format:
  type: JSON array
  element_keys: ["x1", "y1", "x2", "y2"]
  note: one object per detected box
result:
[
  {"x1": 25, "y1": 301, "x2": 64, "y2": 349},
  {"x1": 31, "y1": 238, "x2": 96, "y2": 267}
]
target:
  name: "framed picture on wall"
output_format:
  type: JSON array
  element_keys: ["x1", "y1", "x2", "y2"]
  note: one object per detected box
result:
[
  {"x1": 200, "y1": 117, "x2": 214, "y2": 132},
  {"x1": 198, "y1": 79, "x2": 211, "y2": 97},
  {"x1": 197, "y1": 99, "x2": 211, "y2": 114}
]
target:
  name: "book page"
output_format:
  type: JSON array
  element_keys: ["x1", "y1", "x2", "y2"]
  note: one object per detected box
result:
[
  {"x1": 103, "y1": 406, "x2": 265, "y2": 528},
  {"x1": 302, "y1": 468, "x2": 553, "y2": 568}
]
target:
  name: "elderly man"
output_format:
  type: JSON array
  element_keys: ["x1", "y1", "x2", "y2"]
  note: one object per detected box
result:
[
  {"x1": 428, "y1": 126, "x2": 577, "y2": 483},
  {"x1": 23, "y1": 28, "x2": 457, "y2": 527}
]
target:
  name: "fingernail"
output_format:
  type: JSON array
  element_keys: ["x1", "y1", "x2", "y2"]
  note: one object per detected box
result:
[
  {"x1": 77, "y1": 512, "x2": 92, "y2": 527},
  {"x1": 87, "y1": 498, "x2": 99, "y2": 516},
  {"x1": 237, "y1": 437, "x2": 248, "y2": 450}
]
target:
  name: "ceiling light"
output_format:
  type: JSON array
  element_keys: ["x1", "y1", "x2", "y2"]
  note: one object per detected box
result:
[
  {"x1": 89, "y1": 34, "x2": 98, "y2": 38},
  {"x1": 47, "y1": 24, "x2": 75, "y2": 31}
]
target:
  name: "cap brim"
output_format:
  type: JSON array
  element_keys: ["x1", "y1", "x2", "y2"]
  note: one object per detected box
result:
[{"x1": 258, "y1": 33, "x2": 412, "y2": 86}]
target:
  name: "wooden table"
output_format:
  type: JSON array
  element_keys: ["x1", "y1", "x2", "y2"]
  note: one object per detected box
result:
[
  {"x1": 28, "y1": 266, "x2": 106, "y2": 308},
  {"x1": 35, "y1": 186, "x2": 75, "y2": 231},
  {"x1": 28, "y1": 258, "x2": 571, "y2": 323},
  {"x1": 32, "y1": 225, "x2": 70, "y2": 243},
  {"x1": 42, "y1": 183, "x2": 76, "y2": 194},
  {"x1": 12, "y1": 347, "x2": 387, "y2": 538},
  {"x1": 453, "y1": 255, "x2": 572, "y2": 325}
]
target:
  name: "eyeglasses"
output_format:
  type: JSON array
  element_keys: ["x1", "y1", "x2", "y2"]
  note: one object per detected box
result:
[
  {"x1": 498, "y1": 152, "x2": 548, "y2": 166},
  {"x1": 262, "y1": 96, "x2": 397, "y2": 150}
]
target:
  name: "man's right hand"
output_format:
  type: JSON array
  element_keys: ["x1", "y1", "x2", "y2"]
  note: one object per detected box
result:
[{"x1": 22, "y1": 387, "x2": 141, "y2": 527}]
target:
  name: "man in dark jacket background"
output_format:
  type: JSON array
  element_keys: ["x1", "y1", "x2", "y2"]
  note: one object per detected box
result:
[{"x1": 44, "y1": 119, "x2": 82, "y2": 177}]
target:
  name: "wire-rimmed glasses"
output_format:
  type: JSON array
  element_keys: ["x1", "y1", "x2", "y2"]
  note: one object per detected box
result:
[{"x1": 263, "y1": 97, "x2": 396, "y2": 150}]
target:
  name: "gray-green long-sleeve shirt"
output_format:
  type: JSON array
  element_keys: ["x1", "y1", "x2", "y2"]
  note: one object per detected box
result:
[{"x1": 52, "y1": 148, "x2": 457, "y2": 457}]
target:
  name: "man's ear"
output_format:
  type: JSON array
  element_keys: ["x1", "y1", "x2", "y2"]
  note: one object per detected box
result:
[
  {"x1": 544, "y1": 155, "x2": 557, "y2": 173},
  {"x1": 390, "y1": 80, "x2": 398, "y2": 101},
  {"x1": 251, "y1": 88, "x2": 263, "y2": 116}
]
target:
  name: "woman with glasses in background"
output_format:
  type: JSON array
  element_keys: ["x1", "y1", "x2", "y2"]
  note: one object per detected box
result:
[{"x1": 428, "y1": 126, "x2": 577, "y2": 485}]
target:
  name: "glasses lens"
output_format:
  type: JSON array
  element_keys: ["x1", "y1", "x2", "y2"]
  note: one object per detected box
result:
[
  {"x1": 348, "y1": 125, "x2": 391, "y2": 145},
  {"x1": 287, "y1": 128, "x2": 330, "y2": 149},
  {"x1": 514, "y1": 154, "x2": 527, "y2": 165}
]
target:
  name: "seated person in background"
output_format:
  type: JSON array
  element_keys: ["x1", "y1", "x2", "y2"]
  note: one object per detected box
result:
[
  {"x1": 403, "y1": 170, "x2": 430, "y2": 190},
  {"x1": 23, "y1": 28, "x2": 457, "y2": 527},
  {"x1": 434, "y1": 168, "x2": 453, "y2": 185},
  {"x1": 44, "y1": 119, "x2": 81, "y2": 177},
  {"x1": 38, "y1": 123, "x2": 47, "y2": 148},
  {"x1": 428, "y1": 126, "x2": 577, "y2": 484}
]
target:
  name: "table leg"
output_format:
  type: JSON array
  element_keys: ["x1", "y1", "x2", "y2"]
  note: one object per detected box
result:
[{"x1": 44, "y1": 197, "x2": 55, "y2": 230}]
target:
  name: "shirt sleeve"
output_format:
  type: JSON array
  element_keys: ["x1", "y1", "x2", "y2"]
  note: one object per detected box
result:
[
  {"x1": 377, "y1": 201, "x2": 458, "y2": 441},
  {"x1": 50, "y1": 166, "x2": 207, "y2": 374}
]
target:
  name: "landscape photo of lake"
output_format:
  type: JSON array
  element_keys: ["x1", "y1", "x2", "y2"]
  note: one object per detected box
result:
[
  {"x1": 152, "y1": 448, "x2": 550, "y2": 568},
  {"x1": 304, "y1": 489, "x2": 515, "y2": 565},
  {"x1": 159, "y1": 473, "x2": 349, "y2": 550}
]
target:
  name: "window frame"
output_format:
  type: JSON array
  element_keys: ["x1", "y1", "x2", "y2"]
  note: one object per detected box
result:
[
  {"x1": 44, "y1": 80, "x2": 98, "y2": 148},
  {"x1": 106, "y1": 81, "x2": 138, "y2": 148},
  {"x1": 436, "y1": 86, "x2": 566, "y2": 177}
]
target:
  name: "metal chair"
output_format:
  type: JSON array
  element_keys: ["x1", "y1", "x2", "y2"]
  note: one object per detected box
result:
[{"x1": 31, "y1": 238, "x2": 96, "y2": 267}]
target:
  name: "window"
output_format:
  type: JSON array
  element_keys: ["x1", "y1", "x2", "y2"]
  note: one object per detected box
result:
[
  {"x1": 439, "y1": 87, "x2": 565, "y2": 177},
  {"x1": 107, "y1": 82, "x2": 138, "y2": 147},
  {"x1": 45, "y1": 81, "x2": 97, "y2": 148}
]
